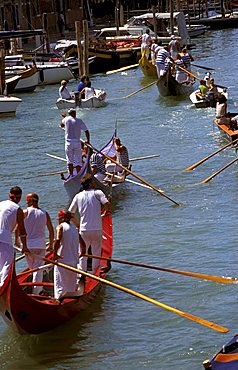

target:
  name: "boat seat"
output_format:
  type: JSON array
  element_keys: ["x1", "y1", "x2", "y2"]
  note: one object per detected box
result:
[{"x1": 19, "y1": 282, "x2": 54, "y2": 287}]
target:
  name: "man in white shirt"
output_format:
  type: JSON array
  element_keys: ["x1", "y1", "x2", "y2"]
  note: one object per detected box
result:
[
  {"x1": 69, "y1": 175, "x2": 110, "y2": 275},
  {"x1": 60, "y1": 108, "x2": 90, "y2": 178},
  {"x1": 59, "y1": 80, "x2": 73, "y2": 100},
  {"x1": 0, "y1": 186, "x2": 29, "y2": 286},
  {"x1": 23, "y1": 193, "x2": 54, "y2": 294},
  {"x1": 141, "y1": 29, "x2": 152, "y2": 58}
]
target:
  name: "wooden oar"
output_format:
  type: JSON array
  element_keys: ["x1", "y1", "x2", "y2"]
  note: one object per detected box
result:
[
  {"x1": 17, "y1": 263, "x2": 53, "y2": 277},
  {"x1": 129, "y1": 154, "x2": 160, "y2": 162},
  {"x1": 106, "y1": 63, "x2": 139, "y2": 75},
  {"x1": 16, "y1": 254, "x2": 25, "y2": 262},
  {"x1": 125, "y1": 177, "x2": 162, "y2": 191},
  {"x1": 184, "y1": 138, "x2": 238, "y2": 171},
  {"x1": 83, "y1": 254, "x2": 237, "y2": 285},
  {"x1": 198, "y1": 157, "x2": 238, "y2": 184},
  {"x1": 191, "y1": 63, "x2": 215, "y2": 71},
  {"x1": 46, "y1": 152, "x2": 161, "y2": 163},
  {"x1": 40, "y1": 169, "x2": 67, "y2": 177},
  {"x1": 41, "y1": 256, "x2": 229, "y2": 333},
  {"x1": 84, "y1": 142, "x2": 180, "y2": 205},
  {"x1": 123, "y1": 80, "x2": 158, "y2": 99}
]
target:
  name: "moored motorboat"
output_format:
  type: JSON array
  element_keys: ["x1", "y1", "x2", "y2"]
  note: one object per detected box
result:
[
  {"x1": 0, "y1": 95, "x2": 22, "y2": 116},
  {"x1": 37, "y1": 62, "x2": 75, "y2": 85},
  {"x1": 0, "y1": 214, "x2": 112, "y2": 335},
  {"x1": 6, "y1": 65, "x2": 39, "y2": 93},
  {"x1": 56, "y1": 89, "x2": 107, "y2": 110},
  {"x1": 190, "y1": 86, "x2": 228, "y2": 108},
  {"x1": 203, "y1": 333, "x2": 238, "y2": 369}
]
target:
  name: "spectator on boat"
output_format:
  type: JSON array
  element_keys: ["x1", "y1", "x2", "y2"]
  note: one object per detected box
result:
[
  {"x1": 68, "y1": 175, "x2": 110, "y2": 275},
  {"x1": 81, "y1": 81, "x2": 95, "y2": 100},
  {"x1": 59, "y1": 80, "x2": 73, "y2": 100},
  {"x1": 215, "y1": 94, "x2": 237, "y2": 129},
  {"x1": 204, "y1": 72, "x2": 212, "y2": 88},
  {"x1": 206, "y1": 78, "x2": 219, "y2": 107},
  {"x1": 53, "y1": 209, "x2": 84, "y2": 300},
  {"x1": 60, "y1": 108, "x2": 90, "y2": 178},
  {"x1": 195, "y1": 80, "x2": 208, "y2": 100},
  {"x1": 21, "y1": 193, "x2": 54, "y2": 295},
  {"x1": 155, "y1": 45, "x2": 170, "y2": 79},
  {"x1": 90, "y1": 152, "x2": 106, "y2": 181},
  {"x1": 175, "y1": 54, "x2": 187, "y2": 84},
  {"x1": 0, "y1": 186, "x2": 29, "y2": 286},
  {"x1": 169, "y1": 35, "x2": 180, "y2": 60},
  {"x1": 141, "y1": 29, "x2": 152, "y2": 59},
  {"x1": 77, "y1": 75, "x2": 88, "y2": 99}
]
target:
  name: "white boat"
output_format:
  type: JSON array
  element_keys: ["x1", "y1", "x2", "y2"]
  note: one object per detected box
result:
[
  {"x1": 0, "y1": 95, "x2": 22, "y2": 116},
  {"x1": 5, "y1": 65, "x2": 39, "y2": 93},
  {"x1": 190, "y1": 86, "x2": 228, "y2": 108},
  {"x1": 37, "y1": 62, "x2": 75, "y2": 85},
  {"x1": 56, "y1": 89, "x2": 107, "y2": 109},
  {"x1": 186, "y1": 24, "x2": 207, "y2": 37}
]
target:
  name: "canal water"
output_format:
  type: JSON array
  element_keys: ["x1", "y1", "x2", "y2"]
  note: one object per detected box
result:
[{"x1": 0, "y1": 28, "x2": 238, "y2": 369}]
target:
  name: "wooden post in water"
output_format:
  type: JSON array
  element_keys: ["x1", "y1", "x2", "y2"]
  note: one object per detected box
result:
[
  {"x1": 82, "y1": 19, "x2": 89, "y2": 76},
  {"x1": 75, "y1": 18, "x2": 84, "y2": 77},
  {"x1": 152, "y1": 6, "x2": 158, "y2": 42},
  {"x1": 169, "y1": 0, "x2": 174, "y2": 35},
  {"x1": 42, "y1": 13, "x2": 50, "y2": 53},
  {"x1": 0, "y1": 43, "x2": 5, "y2": 95},
  {"x1": 115, "y1": 0, "x2": 120, "y2": 35}
]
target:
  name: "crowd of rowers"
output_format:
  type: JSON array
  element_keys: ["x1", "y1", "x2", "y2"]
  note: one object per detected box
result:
[
  {"x1": 0, "y1": 182, "x2": 111, "y2": 301},
  {"x1": 141, "y1": 29, "x2": 194, "y2": 83}
]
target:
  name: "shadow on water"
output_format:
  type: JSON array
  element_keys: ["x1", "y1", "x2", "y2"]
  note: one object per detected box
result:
[{"x1": 0, "y1": 293, "x2": 107, "y2": 370}]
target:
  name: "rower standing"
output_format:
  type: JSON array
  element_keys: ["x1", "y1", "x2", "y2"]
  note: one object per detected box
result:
[
  {"x1": 68, "y1": 175, "x2": 111, "y2": 275},
  {"x1": 23, "y1": 193, "x2": 54, "y2": 294},
  {"x1": 0, "y1": 186, "x2": 29, "y2": 286}
]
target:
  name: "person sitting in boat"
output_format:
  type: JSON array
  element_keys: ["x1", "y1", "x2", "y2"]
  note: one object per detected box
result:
[
  {"x1": 204, "y1": 72, "x2": 212, "y2": 88},
  {"x1": 80, "y1": 81, "x2": 95, "y2": 100},
  {"x1": 195, "y1": 80, "x2": 209, "y2": 100},
  {"x1": 169, "y1": 35, "x2": 180, "y2": 60},
  {"x1": 206, "y1": 78, "x2": 219, "y2": 107},
  {"x1": 59, "y1": 80, "x2": 73, "y2": 100},
  {"x1": 77, "y1": 75, "x2": 87, "y2": 98},
  {"x1": 155, "y1": 45, "x2": 171, "y2": 79},
  {"x1": 141, "y1": 29, "x2": 152, "y2": 59},
  {"x1": 175, "y1": 54, "x2": 187, "y2": 84},
  {"x1": 90, "y1": 152, "x2": 106, "y2": 182},
  {"x1": 53, "y1": 209, "x2": 85, "y2": 300},
  {"x1": 215, "y1": 94, "x2": 237, "y2": 129}
]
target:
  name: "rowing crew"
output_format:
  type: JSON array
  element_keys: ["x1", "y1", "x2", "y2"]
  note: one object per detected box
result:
[{"x1": 0, "y1": 183, "x2": 110, "y2": 300}]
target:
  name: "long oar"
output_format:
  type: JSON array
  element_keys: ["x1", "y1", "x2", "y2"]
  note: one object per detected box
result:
[
  {"x1": 40, "y1": 169, "x2": 67, "y2": 177},
  {"x1": 191, "y1": 63, "x2": 215, "y2": 71},
  {"x1": 106, "y1": 172, "x2": 163, "y2": 192},
  {"x1": 41, "y1": 256, "x2": 228, "y2": 333},
  {"x1": 46, "y1": 152, "x2": 161, "y2": 163},
  {"x1": 83, "y1": 254, "x2": 237, "y2": 285},
  {"x1": 129, "y1": 154, "x2": 160, "y2": 162},
  {"x1": 17, "y1": 263, "x2": 52, "y2": 277},
  {"x1": 106, "y1": 63, "x2": 139, "y2": 75},
  {"x1": 16, "y1": 254, "x2": 25, "y2": 262},
  {"x1": 198, "y1": 157, "x2": 238, "y2": 184},
  {"x1": 184, "y1": 138, "x2": 238, "y2": 171},
  {"x1": 123, "y1": 80, "x2": 158, "y2": 99},
  {"x1": 84, "y1": 142, "x2": 180, "y2": 205}
]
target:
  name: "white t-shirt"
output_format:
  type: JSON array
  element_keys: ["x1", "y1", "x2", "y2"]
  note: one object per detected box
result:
[
  {"x1": 141, "y1": 33, "x2": 151, "y2": 46},
  {"x1": 59, "y1": 86, "x2": 71, "y2": 100},
  {"x1": 63, "y1": 116, "x2": 88, "y2": 145},
  {"x1": 84, "y1": 87, "x2": 95, "y2": 100},
  {"x1": 69, "y1": 189, "x2": 108, "y2": 231},
  {"x1": 24, "y1": 207, "x2": 47, "y2": 249},
  {"x1": 57, "y1": 222, "x2": 79, "y2": 264},
  {"x1": 0, "y1": 200, "x2": 19, "y2": 244}
]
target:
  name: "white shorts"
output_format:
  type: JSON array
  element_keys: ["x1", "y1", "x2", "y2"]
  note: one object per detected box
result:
[{"x1": 65, "y1": 141, "x2": 82, "y2": 166}]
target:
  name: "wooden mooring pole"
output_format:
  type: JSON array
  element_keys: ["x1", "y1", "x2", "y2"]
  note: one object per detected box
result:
[{"x1": 83, "y1": 19, "x2": 89, "y2": 76}]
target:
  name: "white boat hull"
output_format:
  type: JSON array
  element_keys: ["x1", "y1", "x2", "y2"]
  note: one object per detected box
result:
[
  {"x1": 38, "y1": 64, "x2": 74, "y2": 85},
  {"x1": 190, "y1": 87, "x2": 228, "y2": 108},
  {"x1": 0, "y1": 96, "x2": 22, "y2": 115},
  {"x1": 56, "y1": 89, "x2": 107, "y2": 109}
]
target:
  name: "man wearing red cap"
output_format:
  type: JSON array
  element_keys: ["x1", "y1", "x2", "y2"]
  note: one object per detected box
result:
[
  {"x1": 53, "y1": 209, "x2": 83, "y2": 299},
  {"x1": 22, "y1": 192, "x2": 54, "y2": 294},
  {"x1": 0, "y1": 186, "x2": 29, "y2": 286}
]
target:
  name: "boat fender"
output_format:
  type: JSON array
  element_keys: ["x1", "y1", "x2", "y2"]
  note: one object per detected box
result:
[{"x1": 39, "y1": 69, "x2": 44, "y2": 82}]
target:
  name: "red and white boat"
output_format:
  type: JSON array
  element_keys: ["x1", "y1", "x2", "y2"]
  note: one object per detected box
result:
[{"x1": 0, "y1": 214, "x2": 112, "y2": 335}]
